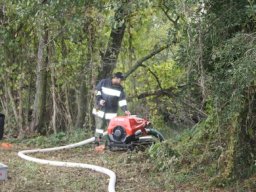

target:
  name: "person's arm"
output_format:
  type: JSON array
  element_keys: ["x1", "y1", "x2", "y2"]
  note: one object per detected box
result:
[
  {"x1": 95, "y1": 80, "x2": 104, "y2": 107},
  {"x1": 119, "y1": 90, "x2": 130, "y2": 115}
]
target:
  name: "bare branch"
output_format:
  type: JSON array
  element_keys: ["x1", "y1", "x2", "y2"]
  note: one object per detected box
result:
[
  {"x1": 141, "y1": 64, "x2": 163, "y2": 90},
  {"x1": 160, "y1": 6, "x2": 179, "y2": 27},
  {"x1": 124, "y1": 43, "x2": 171, "y2": 79},
  {"x1": 127, "y1": 86, "x2": 208, "y2": 118}
]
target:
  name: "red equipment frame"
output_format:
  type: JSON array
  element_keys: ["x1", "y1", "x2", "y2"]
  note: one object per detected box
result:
[{"x1": 107, "y1": 116, "x2": 149, "y2": 136}]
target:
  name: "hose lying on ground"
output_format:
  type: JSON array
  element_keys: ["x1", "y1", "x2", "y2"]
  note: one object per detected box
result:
[
  {"x1": 18, "y1": 133, "x2": 116, "y2": 192},
  {"x1": 146, "y1": 128, "x2": 165, "y2": 141}
]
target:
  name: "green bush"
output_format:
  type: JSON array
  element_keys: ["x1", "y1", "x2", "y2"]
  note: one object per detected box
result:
[{"x1": 148, "y1": 140, "x2": 179, "y2": 171}]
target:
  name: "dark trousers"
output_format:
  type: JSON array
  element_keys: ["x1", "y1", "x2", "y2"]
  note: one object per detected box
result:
[{"x1": 94, "y1": 116, "x2": 109, "y2": 138}]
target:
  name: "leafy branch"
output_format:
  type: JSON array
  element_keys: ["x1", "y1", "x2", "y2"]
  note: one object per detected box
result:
[{"x1": 124, "y1": 42, "x2": 173, "y2": 78}]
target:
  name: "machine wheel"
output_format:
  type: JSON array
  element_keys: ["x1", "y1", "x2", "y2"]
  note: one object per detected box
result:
[{"x1": 110, "y1": 126, "x2": 126, "y2": 143}]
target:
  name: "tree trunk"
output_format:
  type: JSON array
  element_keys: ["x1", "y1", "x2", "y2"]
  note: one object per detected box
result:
[
  {"x1": 97, "y1": 4, "x2": 127, "y2": 80},
  {"x1": 64, "y1": 84, "x2": 74, "y2": 131},
  {"x1": 75, "y1": 77, "x2": 88, "y2": 129},
  {"x1": 60, "y1": 34, "x2": 74, "y2": 131},
  {"x1": 18, "y1": 72, "x2": 25, "y2": 139},
  {"x1": 30, "y1": 28, "x2": 48, "y2": 133},
  {"x1": 75, "y1": 46, "x2": 93, "y2": 129},
  {"x1": 50, "y1": 49, "x2": 57, "y2": 134},
  {"x1": 75, "y1": 7, "x2": 97, "y2": 129},
  {"x1": 7, "y1": 86, "x2": 18, "y2": 125}
]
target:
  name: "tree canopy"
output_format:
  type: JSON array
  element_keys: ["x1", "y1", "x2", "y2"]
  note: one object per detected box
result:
[{"x1": 0, "y1": 0, "x2": 256, "y2": 190}]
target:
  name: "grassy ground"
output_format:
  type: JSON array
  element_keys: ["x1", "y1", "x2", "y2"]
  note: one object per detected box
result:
[
  {"x1": 0, "y1": 140, "x2": 171, "y2": 192},
  {"x1": 0, "y1": 131, "x2": 249, "y2": 192}
]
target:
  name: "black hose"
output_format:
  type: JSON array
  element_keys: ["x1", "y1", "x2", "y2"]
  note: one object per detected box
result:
[{"x1": 145, "y1": 128, "x2": 164, "y2": 141}]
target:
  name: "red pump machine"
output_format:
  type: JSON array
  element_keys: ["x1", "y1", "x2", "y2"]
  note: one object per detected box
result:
[{"x1": 107, "y1": 116, "x2": 164, "y2": 150}]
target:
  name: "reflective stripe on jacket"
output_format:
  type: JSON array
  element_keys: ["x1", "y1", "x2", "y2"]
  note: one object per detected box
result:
[{"x1": 92, "y1": 78, "x2": 128, "y2": 119}]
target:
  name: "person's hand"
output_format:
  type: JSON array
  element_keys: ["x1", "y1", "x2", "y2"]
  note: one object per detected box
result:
[
  {"x1": 125, "y1": 111, "x2": 131, "y2": 116},
  {"x1": 99, "y1": 100, "x2": 105, "y2": 106}
]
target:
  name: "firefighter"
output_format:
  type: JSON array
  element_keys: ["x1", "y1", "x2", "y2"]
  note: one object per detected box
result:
[{"x1": 93, "y1": 72, "x2": 130, "y2": 149}]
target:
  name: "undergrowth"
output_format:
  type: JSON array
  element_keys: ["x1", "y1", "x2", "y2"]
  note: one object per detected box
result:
[
  {"x1": 146, "y1": 106, "x2": 256, "y2": 191},
  {"x1": 15, "y1": 129, "x2": 93, "y2": 148}
]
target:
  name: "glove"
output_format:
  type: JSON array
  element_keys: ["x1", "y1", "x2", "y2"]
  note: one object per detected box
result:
[
  {"x1": 99, "y1": 100, "x2": 105, "y2": 106},
  {"x1": 125, "y1": 111, "x2": 131, "y2": 116}
]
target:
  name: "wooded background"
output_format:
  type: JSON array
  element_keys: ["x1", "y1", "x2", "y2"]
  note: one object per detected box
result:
[{"x1": 1, "y1": 0, "x2": 256, "y2": 187}]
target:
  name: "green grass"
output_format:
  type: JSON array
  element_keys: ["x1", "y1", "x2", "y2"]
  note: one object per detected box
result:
[{"x1": 1, "y1": 129, "x2": 255, "y2": 191}]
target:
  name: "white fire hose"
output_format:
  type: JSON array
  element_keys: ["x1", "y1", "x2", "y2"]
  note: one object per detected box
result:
[{"x1": 18, "y1": 132, "x2": 116, "y2": 192}]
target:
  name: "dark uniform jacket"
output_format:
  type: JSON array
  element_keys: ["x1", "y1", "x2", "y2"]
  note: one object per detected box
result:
[{"x1": 92, "y1": 78, "x2": 128, "y2": 120}]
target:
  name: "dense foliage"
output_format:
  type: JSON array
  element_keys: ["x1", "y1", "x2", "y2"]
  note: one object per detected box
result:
[{"x1": 1, "y1": 0, "x2": 256, "y2": 189}]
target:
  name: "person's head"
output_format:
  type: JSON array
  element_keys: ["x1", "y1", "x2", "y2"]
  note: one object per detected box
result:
[{"x1": 112, "y1": 72, "x2": 124, "y2": 85}]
